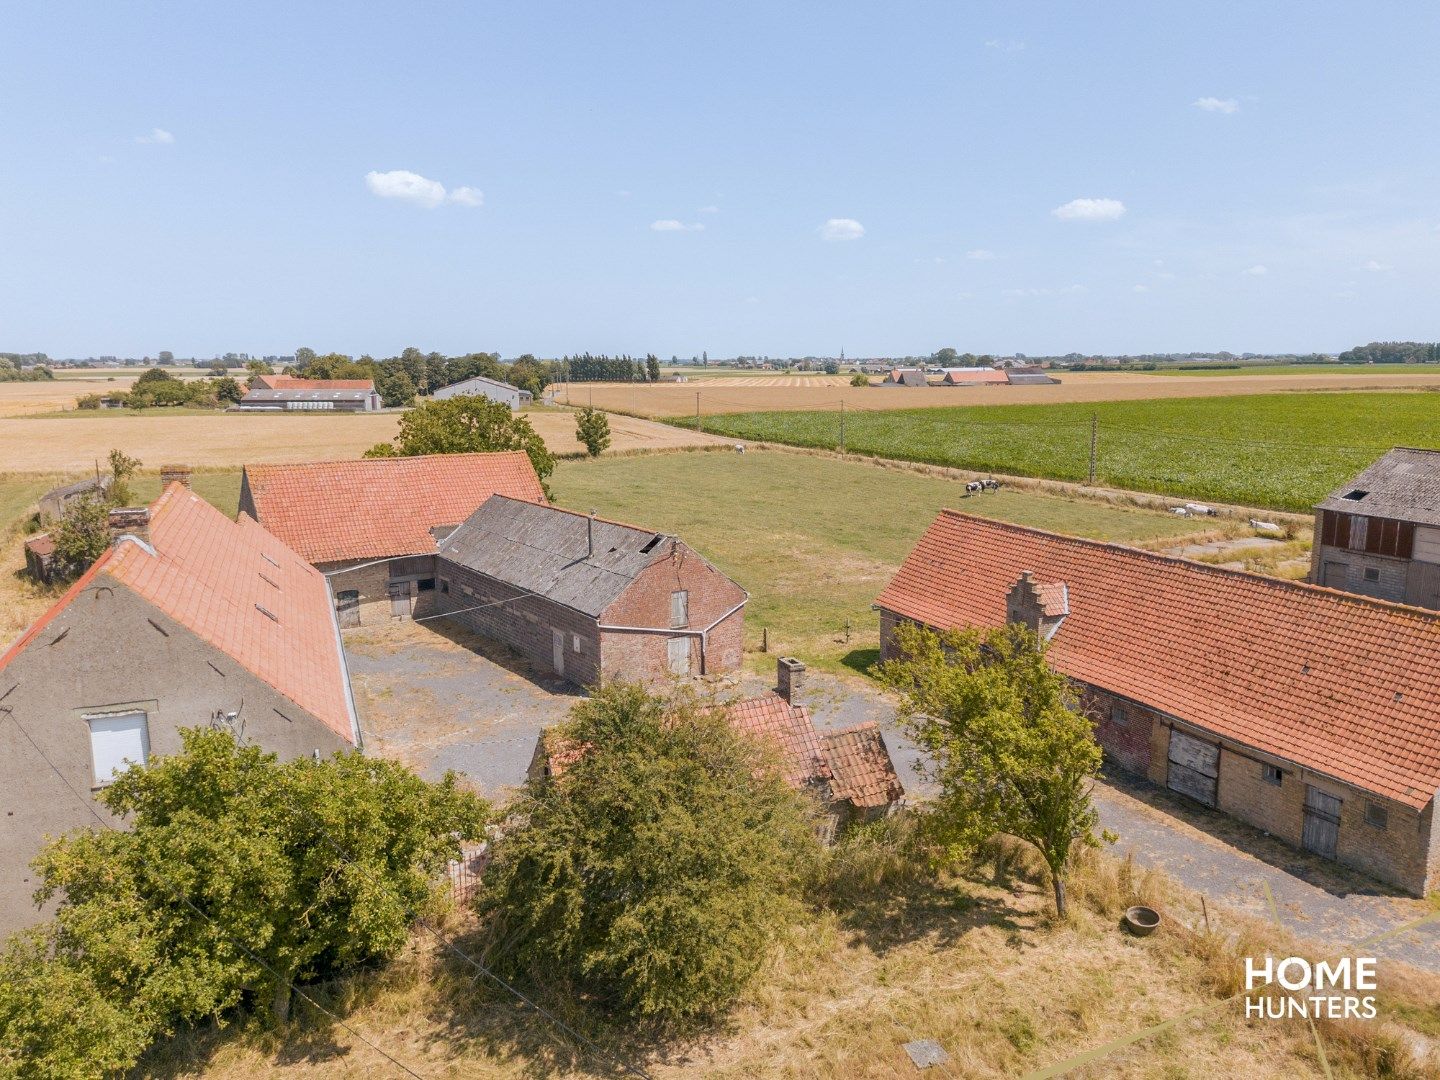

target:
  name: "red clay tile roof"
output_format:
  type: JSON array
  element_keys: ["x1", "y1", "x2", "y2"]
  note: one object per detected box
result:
[
  {"x1": 876, "y1": 510, "x2": 1440, "y2": 809},
  {"x1": 727, "y1": 694, "x2": 832, "y2": 789},
  {"x1": 941, "y1": 367, "x2": 1009, "y2": 385},
  {"x1": 0, "y1": 485, "x2": 358, "y2": 745},
  {"x1": 255, "y1": 375, "x2": 375, "y2": 391},
  {"x1": 822, "y1": 723, "x2": 905, "y2": 808},
  {"x1": 242, "y1": 453, "x2": 546, "y2": 563},
  {"x1": 1035, "y1": 581, "x2": 1070, "y2": 617}
]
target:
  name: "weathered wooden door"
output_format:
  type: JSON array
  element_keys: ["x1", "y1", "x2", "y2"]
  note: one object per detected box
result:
[
  {"x1": 1303, "y1": 787, "x2": 1341, "y2": 859},
  {"x1": 552, "y1": 629, "x2": 565, "y2": 677},
  {"x1": 1167, "y1": 729, "x2": 1219, "y2": 807},
  {"x1": 1322, "y1": 561, "x2": 1348, "y2": 588},
  {"x1": 1406, "y1": 560, "x2": 1440, "y2": 609},
  {"x1": 667, "y1": 636, "x2": 690, "y2": 676},
  {"x1": 388, "y1": 581, "x2": 411, "y2": 619}
]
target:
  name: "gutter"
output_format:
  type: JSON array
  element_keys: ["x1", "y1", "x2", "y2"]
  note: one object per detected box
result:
[
  {"x1": 324, "y1": 580, "x2": 364, "y2": 751},
  {"x1": 597, "y1": 593, "x2": 749, "y2": 675}
]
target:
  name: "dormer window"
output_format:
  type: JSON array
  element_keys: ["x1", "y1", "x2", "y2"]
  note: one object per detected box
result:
[{"x1": 1342, "y1": 489, "x2": 1368, "y2": 501}]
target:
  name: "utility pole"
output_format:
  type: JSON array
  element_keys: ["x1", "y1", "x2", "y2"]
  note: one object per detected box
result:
[
  {"x1": 839, "y1": 401, "x2": 846, "y2": 452},
  {"x1": 696, "y1": 391, "x2": 702, "y2": 432},
  {"x1": 1088, "y1": 412, "x2": 1098, "y2": 485}
]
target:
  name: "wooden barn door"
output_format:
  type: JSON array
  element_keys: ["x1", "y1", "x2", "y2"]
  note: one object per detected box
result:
[
  {"x1": 1303, "y1": 787, "x2": 1341, "y2": 860},
  {"x1": 1166, "y1": 729, "x2": 1219, "y2": 807},
  {"x1": 667, "y1": 636, "x2": 691, "y2": 676},
  {"x1": 551, "y1": 629, "x2": 565, "y2": 677}
]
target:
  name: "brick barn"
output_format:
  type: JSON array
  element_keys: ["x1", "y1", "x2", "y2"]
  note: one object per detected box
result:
[
  {"x1": 528, "y1": 657, "x2": 904, "y2": 838},
  {"x1": 435, "y1": 496, "x2": 747, "y2": 685},
  {"x1": 1309, "y1": 447, "x2": 1440, "y2": 610},
  {"x1": 878, "y1": 509, "x2": 1440, "y2": 896},
  {"x1": 238, "y1": 453, "x2": 546, "y2": 626},
  {"x1": 239, "y1": 375, "x2": 382, "y2": 411},
  {"x1": 0, "y1": 482, "x2": 358, "y2": 934}
]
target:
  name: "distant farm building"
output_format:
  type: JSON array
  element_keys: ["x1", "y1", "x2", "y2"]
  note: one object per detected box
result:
[
  {"x1": 882, "y1": 368, "x2": 928, "y2": 387},
  {"x1": 878, "y1": 510, "x2": 1440, "y2": 896},
  {"x1": 239, "y1": 376, "x2": 381, "y2": 411},
  {"x1": 0, "y1": 482, "x2": 359, "y2": 934},
  {"x1": 529, "y1": 657, "x2": 902, "y2": 837},
  {"x1": 239, "y1": 453, "x2": 546, "y2": 625},
  {"x1": 436, "y1": 496, "x2": 746, "y2": 685},
  {"x1": 1003, "y1": 366, "x2": 1060, "y2": 386},
  {"x1": 431, "y1": 375, "x2": 532, "y2": 409},
  {"x1": 939, "y1": 367, "x2": 1009, "y2": 386},
  {"x1": 1310, "y1": 447, "x2": 1440, "y2": 610},
  {"x1": 38, "y1": 474, "x2": 112, "y2": 524}
]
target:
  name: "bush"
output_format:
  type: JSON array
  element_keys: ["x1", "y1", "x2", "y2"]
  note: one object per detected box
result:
[
  {"x1": 75, "y1": 394, "x2": 102, "y2": 410},
  {"x1": 477, "y1": 683, "x2": 820, "y2": 1019},
  {"x1": 849, "y1": 373, "x2": 869, "y2": 387},
  {"x1": 575, "y1": 406, "x2": 612, "y2": 456}
]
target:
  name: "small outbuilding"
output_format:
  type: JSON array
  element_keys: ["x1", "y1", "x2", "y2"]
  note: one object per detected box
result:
[
  {"x1": 435, "y1": 496, "x2": 747, "y2": 684},
  {"x1": 431, "y1": 375, "x2": 532, "y2": 409},
  {"x1": 882, "y1": 368, "x2": 929, "y2": 387},
  {"x1": 38, "y1": 474, "x2": 112, "y2": 524},
  {"x1": 939, "y1": 367, "x2": 1009, "y2": 386}
]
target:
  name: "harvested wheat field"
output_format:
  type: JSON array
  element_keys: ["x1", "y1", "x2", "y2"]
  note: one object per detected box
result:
[
  {"x1": 0, "y1": 409, "x2": 726, "y2": 471},
  {"x1": 555, "y1": 369, "x2": 1440, "y2": 417}
]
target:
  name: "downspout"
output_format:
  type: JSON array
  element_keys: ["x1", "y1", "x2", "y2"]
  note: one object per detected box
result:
[{"x1": 325, "y1": 579, "x2": 364, "y2": 751}]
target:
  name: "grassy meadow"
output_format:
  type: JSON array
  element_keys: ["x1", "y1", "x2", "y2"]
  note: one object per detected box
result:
[
  {"x1": 552, "y1": 450, "x2": 1239, "y2": 673},
  {"x1": 678, "y1": 391, "x2": 1440, "y2": 512}
]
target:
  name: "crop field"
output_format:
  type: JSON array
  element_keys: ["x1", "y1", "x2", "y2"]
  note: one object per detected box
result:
[
  {"x1": 552, "y1": 450, "x2": 1234, "y2": 672},
  {"x1": 554, "y1": 369, "x2": 1440, "y2": 418},
  {"x1": 679, "y1": 392, "x2": 1440, "y2": 512}
]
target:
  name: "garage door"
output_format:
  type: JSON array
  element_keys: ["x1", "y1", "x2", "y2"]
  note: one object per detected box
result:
[{"x1": 1167, "y1": 729, "x2": 1219, "y2": 807}]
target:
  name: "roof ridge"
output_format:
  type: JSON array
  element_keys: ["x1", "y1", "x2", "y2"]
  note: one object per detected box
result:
[
  {"x1": 0, "y1": 549, "x2": 115, "y2": 673},
  {"x1": 935, "y1": 508, "x2": 1440, "y2": 626},
  {"x1": 245, "y1": 450, "x2": 531, "y2": 474},
  {"x1": 489, "y1": 494, "x2": 665, "y2": 536}
]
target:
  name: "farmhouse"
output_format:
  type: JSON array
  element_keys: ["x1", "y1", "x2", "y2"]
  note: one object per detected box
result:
[
  {"x1": 239, "y1": 376, "x2": 381, "y2": 411},
  {"x1": 431, "y1": 375, "x2": 533, "y2": 409},
  {"x1": 882, "y1": 368, "x2": 929, "y2": 387},
  {"x1": 435, "y1": 496, "x2": 747, "y2": 684},
  {"x1": 940, "y1": 367, "x2": 1009, "y2": 386},
  {"x1": 877, "y1": 510, "x2": 1440, "y2": 896},
  {"x1": 0, "y1": 482, "x2": 359, "y2": 934},
  {"x1": 239, "y1": 452, "x2": 546, "y2": 626},
  {"x1": 528, "y1": 658, "x2": 903, "y2": 837},
  {"x1": 1309, "y1": 447, "x2": 1440, "y2": 610}
]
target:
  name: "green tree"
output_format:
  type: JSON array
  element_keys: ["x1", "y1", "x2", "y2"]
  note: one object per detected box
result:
[
  {"x1": 878, "y1": 622, "x2": 1106, "y2": 919},
  {"x1": 376, "y1": 367, "x2": 416, "y2": 408},
  {"x1": 50, "y1": 496, "x2": 111, "y2": 574},
  {"x1": 0, "y1": 928, "x2": 152, "y2": 1080},
  {"x1": 245, "y1": 359, "x2": 274, "y2": 377},
  {"x1": 293, "y1": 346, "x2": 317, "y2": 368},
  {"x1": 34, "y1": 729, "x2": 487, "y2": 1031},
  {"x1": 574, "y1": 406, "x2": 611, "y2": 457},
  {"x1": 134, "y1": 366, "x2": 176, "y2": 388},
  {"x1": 157, "y1": 350, "x2": 174, "y2": 364},
  {"x1": 213, "y1": 376, "x2": 243, "y2": 403},
  {"x1": 850, "y1": 372, "x2": 869, "y2": 386},
  {"x1": 365, "y1": 395, "x2": 555, "y2": 489},
  {"x1": 477, "y1": 684, "x2": 818, "y2": 1019},
  {"x1": 108, "y1": 449, "x2": 141, "y2": 505},
  {"x1": 932, "y1": 347, "x2": 959, "y2": 365},
  {"x1": 645, "y1": 353, "x2": 661, "y2": 382}
]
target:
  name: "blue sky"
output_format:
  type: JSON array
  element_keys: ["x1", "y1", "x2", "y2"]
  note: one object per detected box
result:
[{"x1": 3, "y1": 1, "x2": 1438, "y2": 358}]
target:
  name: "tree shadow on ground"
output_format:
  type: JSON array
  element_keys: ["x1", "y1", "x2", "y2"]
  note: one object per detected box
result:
[
  {"x1": 1099, "y1": 762, "x2": 1404, "y2": 902},
  {"x1": 839, "y1": 647, "x2": 880, "y2": 677}
]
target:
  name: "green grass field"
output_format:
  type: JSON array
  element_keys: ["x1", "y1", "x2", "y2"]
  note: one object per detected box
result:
[
  {"x1": 677, "y1": 392, "x2": 1440, "y2": 512},
  {"x1": 1147, "y1": 363, "x2": 1440, "y2": 376},
  {"x1": 552, "y1": 450, "x2": 1227, "y2": 673}
]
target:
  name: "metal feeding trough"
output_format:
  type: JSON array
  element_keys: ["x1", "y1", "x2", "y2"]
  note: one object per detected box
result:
[{"x1": 1124, "y1": 905, "x2": 1161, "y2": 937}]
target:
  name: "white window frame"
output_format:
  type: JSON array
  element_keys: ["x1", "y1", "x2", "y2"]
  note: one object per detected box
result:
[{"x1": 85, "y1": 708, "x2": 151, "y2": 787}]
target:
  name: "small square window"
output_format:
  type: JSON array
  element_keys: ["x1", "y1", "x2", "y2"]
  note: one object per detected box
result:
[
  {"x1": 572, "y1": 634, "x2": 582, "y2": 653},
  {"x1": 1263, "y1": 764, "x2": 1283, "y2": 787},
  {"x1": 1365, "y1": 802, "x2": 1388, "y2": 830},
  {"x1": 417, "y1": 577, "x2": 435, "y2": 592},
  {"x1": 1363, "y1": 567, "x2": 1380, "y2": 583},
  {"x1": 1109, "y1": 703, "x2": 1127, "y2": 729}
]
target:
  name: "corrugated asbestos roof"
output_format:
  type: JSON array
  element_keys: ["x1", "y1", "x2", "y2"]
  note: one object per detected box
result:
[
  {"x1": 877, "y1": 510, "x2": 1440, "y2": 809},
  {"x1": 242, "y1": 452, "x2": 546, "y2": 563},
  {"x1": 1316, "y1": 447, "x2": 1440, "y2": 527},
  {"x1": 439, "y1": 496, "x2": 668, "y2": 617},
  {"x1": 241, "y1": 388, "x2": 374, "y2": 403}
]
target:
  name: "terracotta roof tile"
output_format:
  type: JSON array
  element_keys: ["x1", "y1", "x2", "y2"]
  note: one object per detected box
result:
[
  {"x1": 242, "y1": 453, "x2": 546, "y2": 563},
  {"x1": 255, "y1": 375, "x2": 375, "y2": 391},
  {"x1": 726, "y1": 694, "x2": 831, "y2": 788},
  {"x1": 822, "y1": 723, "x2": 905, "y2": 808},
  {"x1": 876, "y1": 510, "x2": 1440, "y2": 809}
]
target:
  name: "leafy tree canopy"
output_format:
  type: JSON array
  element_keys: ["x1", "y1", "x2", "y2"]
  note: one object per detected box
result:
[
  {"x1": 365, "y1": 395, "x2": 555, "y2": 488},
  {"x1": 878, "y1": 622, "x2": 1106, "y2": 919},
  {"x1": 477, "y1": 683, "x2": 819, "y2": 1019},
  {"x1": 575, "y1": 406, "x2": 611, "y2": 457}
]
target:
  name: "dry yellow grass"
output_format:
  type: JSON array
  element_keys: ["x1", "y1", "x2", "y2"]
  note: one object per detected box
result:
[
  {"x1": 0, "y1": 410, "x2": 725, "y2": 471},
  {"x1": 555, "y1": 370, "x2": 1440, "y2": 417}
]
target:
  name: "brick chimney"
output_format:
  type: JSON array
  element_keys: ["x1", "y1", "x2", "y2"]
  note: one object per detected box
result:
[
  {"x1": 776, "y1": 656, "x2": 806, "y2": 706},
  {"x1": 160, "y1": 464, "x2": 192, "y2": 489},
  {"x1": 1006, "y1": 571, "x2": 1069, "y2": 642},
  {"x1": 107, "y1": 507, "x2": 151, "y2": 548}
]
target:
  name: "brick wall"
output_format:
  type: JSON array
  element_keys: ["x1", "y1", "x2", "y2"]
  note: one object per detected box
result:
[
  {"x1": 1082, "y1": 689, "x2": 1155, "y2": 776},
  {"x1": 1311, "y1": 544, "x2": 1410, "y2": 602},
  {"x1": 321, "y1": 558, "x2": 391, "y2": 627},
  {"x1": 435, "y1": 561, "x2": 601, "y2": 685}
]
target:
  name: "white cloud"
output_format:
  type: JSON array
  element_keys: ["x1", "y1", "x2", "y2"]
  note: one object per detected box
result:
[
  {"x1": 365, "y1": 169, "x2": 447, "y2": 208},
  {"x1": 1357, "y1": 259, "x2": 1391, "y2": 272},
  {"x1": 1003, "y1": 287, "x2": 1051, "y2": 297},
  {"x1": 698, "y1": 205, "x2": 719, "y2": 214},
  {"x1": 1241, "y1": 264, "x2": 1268, "y2": 276},
  {"x1": 819, "y1": 218, "x2": 865, "y2": 241},
  {"x1": 1059, "y1": 284, "x2": 1088, "y2": 294},
  {"x1": 135, "y1": 127, "x2": 174, "y2": 145},
  {"x1": 650, "y1": 219, "x2": 705, "y2": 232},
  {"x1": 1132, "y1": 284, "x2": 1149, "y2": 292},
  {"x1": 966, "y1": 248, "x2": 996, "y2": 260},
  {"x1": 1051, "y1": 197, "x2": 1126, "y2": 222},
  {"x1": 1194, "y1": 97, "x2": 1240, "y2": 114},
  {"x1": 985, "y1": 39, "x2": 1026, "y2": 52},
  {"x1": 448, "y1": 186, "x2": 484, "y2": 207}
]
